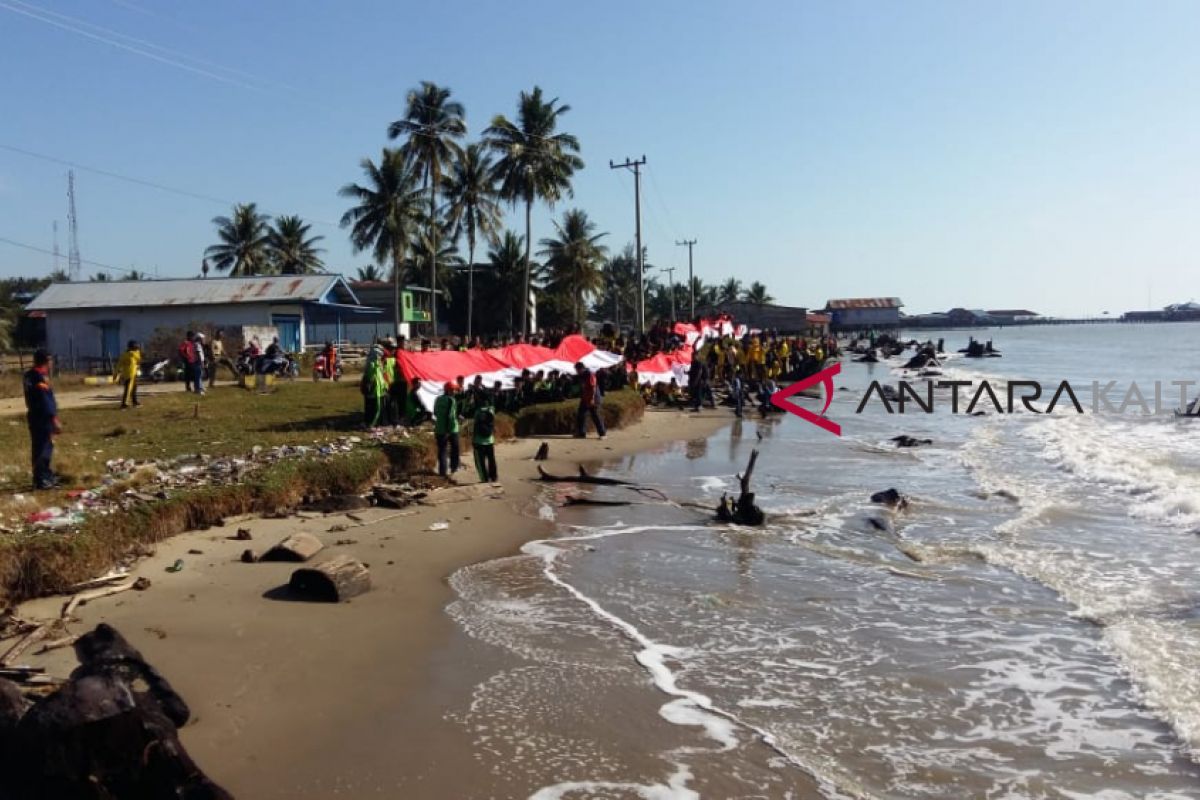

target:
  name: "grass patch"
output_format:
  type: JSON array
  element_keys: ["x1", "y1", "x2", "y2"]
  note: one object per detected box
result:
[
  {"x1": 0, "y1": 381, "x2": 635, "y2": 604},
  {"x1": 0, "y1": 380, "x2": 366, "y2": 496},
  {"x1": 513, "y1": 389, "x2": 645, "y2": 437}
]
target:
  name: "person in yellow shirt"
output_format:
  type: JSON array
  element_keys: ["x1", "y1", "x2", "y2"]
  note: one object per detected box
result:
[{"x1": 113, "y1": 340, "x2": 142, "y2": 409}]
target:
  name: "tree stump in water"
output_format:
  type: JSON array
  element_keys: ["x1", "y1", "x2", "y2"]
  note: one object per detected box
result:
[
  {"x1": 288, "y1": 555, "x2": 371, "y2": 602},
  {"x1": 717, "y1": 448, "x2": 766, "y2": 525}
]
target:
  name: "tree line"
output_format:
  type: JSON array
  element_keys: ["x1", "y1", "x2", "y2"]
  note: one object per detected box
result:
[{"x1": 4, "y1": 81, "x2": 778, "y2": 341}]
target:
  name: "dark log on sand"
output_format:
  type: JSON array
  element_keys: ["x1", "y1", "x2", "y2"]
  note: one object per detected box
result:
[
  {"x1": 537, "y1": 465, "x2": 634, "y2": 486},
  {"x1": 717, "y1": 448, "x2": 766, "y2": 525},
  {"x1": 262, "y1": 532, "x2": 324, "y2": 562},
  {"x1": 2, "y1": 623, "x2": 232, "y2": 800},
  {"x1": 288, "y1": 555, "x2": 371, "y2": 602},
  {"x1": 564, "y1": 496, "x2": 634, "y2": 507},
  {"x1": 534, "y1": 442, "x2": 550, "y2": 461}
]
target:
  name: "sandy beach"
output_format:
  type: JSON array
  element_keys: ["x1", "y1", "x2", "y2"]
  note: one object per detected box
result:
[{"x1": 17, "y1": 405, "x2": 730, "y2": 798}]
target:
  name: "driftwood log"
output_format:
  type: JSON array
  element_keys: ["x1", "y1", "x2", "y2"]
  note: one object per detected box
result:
[
  {"x1": 563, "y1": 496, "x2": 634, "y2": 507},
  {"x1": 537, "y1": 465, "x2": 634, "y2": 486},
  {"x1": 288, "y1": 555, "x2": 371, "y2": 602},
  {"x1": 717, "y1": 448, "x2": 766, "y2": 525},
  {"x1": 262, "y1": 532, "x2": 324, "y2": 562},
  {"x1": 1, "y1": 624, "x2": 232, "y2": 800}
]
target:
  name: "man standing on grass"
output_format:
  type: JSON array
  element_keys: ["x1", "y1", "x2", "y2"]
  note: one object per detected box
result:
[
  {"x1": 23, "y1": 349, "x2": 61, "y2": 490},
  {"x1": 113, "y1": 340, "x2": 141, "y2": 409},
  {"x1": 434, "y1": 382, "x2": 461, "y2": 479},
  {"x1": 574, "y1": 362, "x2": 606, "y2": 439},
  {"x1": 472, "y1": 392, "x2": 498, "y2": 483}
]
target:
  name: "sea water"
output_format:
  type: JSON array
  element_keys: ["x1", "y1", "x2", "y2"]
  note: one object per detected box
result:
[{"x1": 448, "y1": 322, "x2": 1200, "y2": 799}]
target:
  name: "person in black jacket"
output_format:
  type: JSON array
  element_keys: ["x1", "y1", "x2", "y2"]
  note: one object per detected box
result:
[{"x1": 23, "y1": 349, "x2": 62, "y2": 490}]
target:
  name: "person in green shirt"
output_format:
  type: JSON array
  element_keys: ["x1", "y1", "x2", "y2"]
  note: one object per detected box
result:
[
  {"x1": 433, "y1": 381, "x2": 461, "y2": 478},
  {"x1": 472, "y1": 392, "x2": 498, "y2": 483},
  {"x1": 360, "y1": 345, "x2": 387, "y2": 429}
]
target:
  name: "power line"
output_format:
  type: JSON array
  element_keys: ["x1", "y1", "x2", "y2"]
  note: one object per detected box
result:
[
  {"x1": 0, "y1": 235, "x2": 137, "y2": 276},
  {"x1": 0, "y1": 142, "x2": 341, "y2": 228},
  {"x1": 0, "y1": 0, "x2": 275, "y2": 91}
]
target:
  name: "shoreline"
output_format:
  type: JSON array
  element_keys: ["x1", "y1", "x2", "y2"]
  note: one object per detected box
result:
[{"x1": 17, "y1": 405, "x2": 731, "y2": 798}]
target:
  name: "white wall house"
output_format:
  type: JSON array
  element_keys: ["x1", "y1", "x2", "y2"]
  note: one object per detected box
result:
[{"x1": 26, "y1": 275, "x2": 378, "y2": 369}]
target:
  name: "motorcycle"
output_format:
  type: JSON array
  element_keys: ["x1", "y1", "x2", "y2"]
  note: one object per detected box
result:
[{"x1": 313, "y1": 351, "x2": 342, "y2": 382}]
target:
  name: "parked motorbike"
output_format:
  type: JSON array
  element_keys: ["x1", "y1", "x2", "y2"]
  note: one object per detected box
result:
[{"x1": 313, "y1": 351, "x2": 342, "y2": 382}]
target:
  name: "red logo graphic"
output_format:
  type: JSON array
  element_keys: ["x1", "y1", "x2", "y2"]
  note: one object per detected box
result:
[{"x1": 770, "y1": 362, "x2": 842, "y2": 436}]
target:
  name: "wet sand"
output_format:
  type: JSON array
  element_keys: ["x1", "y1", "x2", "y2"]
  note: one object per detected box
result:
[{"x1": 18, "y1": 406, "x2": 730, "y2": 798}]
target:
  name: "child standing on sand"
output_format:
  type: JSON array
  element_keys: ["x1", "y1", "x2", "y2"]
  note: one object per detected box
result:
[{"x1": 472, "y1": 393, "x2": 498, "y2": 483}]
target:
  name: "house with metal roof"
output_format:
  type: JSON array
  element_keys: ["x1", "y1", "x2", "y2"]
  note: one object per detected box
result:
[
  {"x1": 26, "y1": 275, "x2": 380, "y2": 368},
  {"x1": 823, "y1": 297, "x2": 903, "y2": 330}
]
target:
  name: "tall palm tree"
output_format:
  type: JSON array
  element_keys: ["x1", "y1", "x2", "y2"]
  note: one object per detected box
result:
[
  {"x1": 406, "y1": 223, "x2": 463, "y2": 304},
  {"x1": 689, "y1": 276, "x2": 717, "y2": 313},
  {"x1": 443, "y1": 142, "x2": 503, "y2": 340},
  {"x1": 596, "y1": 246, "x2": 635, "y2": 327},
  {"x1": 268, "y1": 215, "x2": 326, "y2": 274},
  {"x1": 339, "y1": 149, "x2": 426, "y2": 335},
  {"x1": 484, "y1": 86, "x2": 583, "y2": 335},
  {"x1": 356, "y1": 264, "x2": 384, "y2": 282},
  {"x1": 742, "y1": 281, "x2": 774, "y2": 306},
  {"x1": 538, "y1": 209, "x2": 608, "y2": 327},
  {"x1": 719, "y1": 277, "x2": 743, "y2": 305},
  {"x1": 388, "y1": 82, "x2": 467, "y2": 335},
  {"x1": 205, "y1": 203, "x2": 272, "y2": 276},
  {"x1": 488, "y1": 231, "x2": 528, "y2": 333}
]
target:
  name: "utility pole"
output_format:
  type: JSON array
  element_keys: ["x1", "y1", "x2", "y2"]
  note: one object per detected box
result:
[
  {"x1": 676, "y1": 238, "x2": 696, "y2": 319},
  {"x1": 610, "y1": 156, "x2": 647, "y2": 332},
  {"x1": 661, "y1": 266, "x2": 677, "y2": 321}
]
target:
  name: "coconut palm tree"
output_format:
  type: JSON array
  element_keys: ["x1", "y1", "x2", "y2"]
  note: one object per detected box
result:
[
  {"x1": 406, "y1": 223, "x2": 463, "y2": 304},
  {"x1": 205, "y1": 203, "x2": 272, "y2": 276},
  {"x1": 689, "y1": 276, "x2": 717, "y2": 313},
  {"x1": 742, "y1": 281, "x2": 774, "y2": 306},
  {"x1": 339, "y1": 149, "x2": 426, "y2": 335},
  {"x1": 388, "y1": 82, "x2": 466, "y2": 335},
  {"x1": 538, "y1": 209, "x2": 608, "y2": 327},
  {"x1": 487, "y1": 231, "x2": 528, "y2": 333},
  {"x1": 443, "y1": 142, "x2": 503, "y2": 340},
  {"x1": 484, "y1": 86, "x2": 583, "y2": 335},
  {"x1": 718, "y1": 277, "x2": 743, "y2": 305},
  {"x1": 356, "y1": 264, "x2": 384, "y2": 282},
  {"x1": 268, "y1": 215, "x2": 326, "y2": 274},
  {"x1": 595, "y1": 245, "x2": 634, "y2": 327}
]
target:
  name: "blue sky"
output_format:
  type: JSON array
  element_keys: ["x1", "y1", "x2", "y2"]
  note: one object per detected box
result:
[{"x1": 1, "y1": 0, "x2": 1197, "y2": 316}]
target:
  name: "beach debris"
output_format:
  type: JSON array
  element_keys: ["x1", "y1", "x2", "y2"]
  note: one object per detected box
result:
[
  {"x1": 240, "y1": 549, "x2": 258, "y2": 564},
  {"x1": 133, "y1": 577, "x2": 152, "y2": 591},
  {"x1": 534, "y1": 442, "x2": 550, "y2": 461},
  {"x1": 420, "y1": 483, "x2": 504, "y2": 505},
  {"x1": 165, "y1": 559, "x2": 184, "y2": 573},
  {"x1": 261, "y1": 532, "x2": 324, "y2": 563},
  {"x1": 891, "y1": 436, "x2": 933, "y2": 448},
  {"x1": 1, "y1": 624, "x2": 55, "y2": 667},
  {"x1": 870, "y1": 488, "x2": 910, "y2": 510},
  {"x1": 233, "y1": 527, "x2": 253, "y2": 540},
  {"x1": 305, "y1": 494, "x2": 371, "y2": 513},
  {"x1": 564, "y1": 496, "x2": 633, "y2": 507},
  {"x1": 426, "y1": 520, "x2": 450, "y2": 532},
  {"x1": 372, "y1": 483, "x2": 426, "y2": 509},
  {"x1": 187, "y1": 549, "x2": 204, "y2": 555},
  {"x1": 35, "y1": 635, "x2": 81, "y2": 656},
  {"x1": 287, "y1": 555, "x2": 371, "y2": 602},
  {"x1": 334, "y1": 538, "x2": 358, "y2": 546},
  {"x1": 62, "y1": 576, "x2": 145, "y2": 621},
  {"x1": 716, "y1": 448, "x2": 766, "y2": 526},
  {"x1": 537, "y1": 465, "x2": 634, "y2": 486},
  {"x1": 1, "y1": 624, "x2": 232, "y2": 799}
]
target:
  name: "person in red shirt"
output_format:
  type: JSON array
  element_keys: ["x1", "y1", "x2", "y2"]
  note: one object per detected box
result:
[{"x1": 573, "y1": 362, "x2": 606, "y2": 439}]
